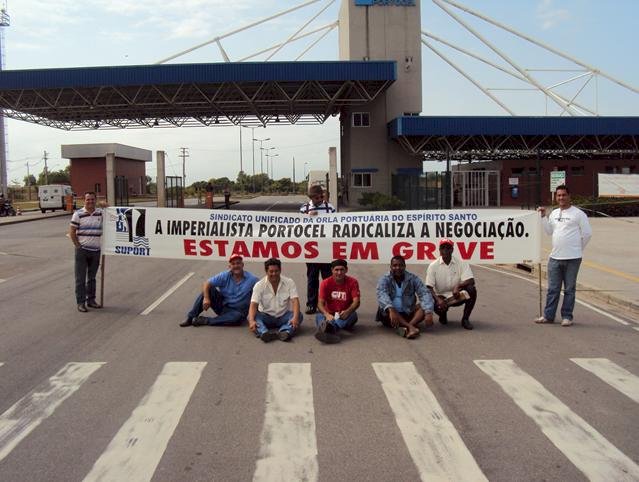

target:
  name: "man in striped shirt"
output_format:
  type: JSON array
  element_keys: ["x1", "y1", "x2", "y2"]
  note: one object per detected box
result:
[
  {"x1": 69, "y1": 192, "x2": 103, "y2": 312},
  {"x1": 299, "y1": 184, "x2": 335, "y2": 314}
]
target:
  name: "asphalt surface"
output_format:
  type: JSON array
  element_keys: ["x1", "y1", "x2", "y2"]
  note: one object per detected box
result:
[{"x1": 0, "y1": 196, "x2": 637, "y2": 481}]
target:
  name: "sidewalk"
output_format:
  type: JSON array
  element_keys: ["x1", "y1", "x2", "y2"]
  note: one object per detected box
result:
[{"x1": 525, "y1": 216, "x2": 639, "y2": 314}]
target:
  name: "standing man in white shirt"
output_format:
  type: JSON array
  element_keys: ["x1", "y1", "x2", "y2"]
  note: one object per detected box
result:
[
  {"x1": 535, "y1": 185, "x2": 592, "y2": 326},
  {"x1": 69, "y1": 192, "x2": 103, "y2": 312},
  {"x1": 426, "y1": 239, "x2": 477, "y2": 330},
  {"x1": 248, "y1": 258, "x2": 303, "y2": 342}
]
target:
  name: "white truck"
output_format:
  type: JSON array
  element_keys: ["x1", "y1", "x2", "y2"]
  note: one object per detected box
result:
[{"x1": 38, "y1": 184, "x2": 75, "y2": 213}]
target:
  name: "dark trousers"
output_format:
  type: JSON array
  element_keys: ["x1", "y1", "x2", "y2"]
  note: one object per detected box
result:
[
  {"x1": 305, "y1": 262, "x2": 331, "y2": 309},
  {"x1": 434, "y1": 285, "x2": 478, "y2": 321},
  {"x1": 75, "y1": 248, "x2": 101, "y2": 304}
]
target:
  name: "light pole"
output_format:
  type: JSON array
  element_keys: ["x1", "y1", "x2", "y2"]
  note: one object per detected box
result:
[
  {"x1": 241, "y1": 125, "x2": 256, "y2": 192},
  {"x1": 266, "y1": 152, "x2": 279, "y2": 179}
]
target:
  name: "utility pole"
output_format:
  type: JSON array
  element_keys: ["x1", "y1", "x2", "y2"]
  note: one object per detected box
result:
[
  {"x1": 0, "y1": 3, "x2": 10, "y2": 196},
  {"x1": 25, "y1": 161, "x2": 31, "y2": 200},
  {"x1": 43, "y1": 150, "x2": 49, "y2": 184},
  {"x1": 179, "y1": 147, "x2": 189, "y2": 187},
  {"x1": 239, "y1": 127, "x2": 243, "y2": 173},
  {"x1": 292, "y1": 156, "x2": 296, "y2": 193}
]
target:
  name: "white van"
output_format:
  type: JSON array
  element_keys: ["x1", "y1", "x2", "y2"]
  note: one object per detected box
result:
[{"x1": 38, "y1": 185, "x2": 75, "y2": 213}]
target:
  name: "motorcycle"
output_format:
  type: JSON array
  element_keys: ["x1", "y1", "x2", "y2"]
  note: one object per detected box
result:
[{"x1": 0, "y1": 198, "x2": 17, "y2": 217}]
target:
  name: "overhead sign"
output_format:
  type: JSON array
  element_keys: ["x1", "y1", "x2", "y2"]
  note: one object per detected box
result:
[
  {"x1": 598, "y1": 173, "x2": 639, "y2": 198},
  {"x1": 550, "y1": 171, "x2": 566, "y2": 192},
  {"x1": 355, "y1": 0, "x2": 416, "y2": 6},
  {"x1": 102, "y1": 207, "x2": 541, "y2": 264}
]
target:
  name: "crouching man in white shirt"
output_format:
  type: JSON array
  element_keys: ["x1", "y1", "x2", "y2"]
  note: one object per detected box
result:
[{"x1": 248, "y1": 258, "x2": 303, "y2": 342}]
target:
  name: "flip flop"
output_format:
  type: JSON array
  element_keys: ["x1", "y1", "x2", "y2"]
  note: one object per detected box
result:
[{"x1": 406, "y1": 329, "x2": 420, "y2": 339}]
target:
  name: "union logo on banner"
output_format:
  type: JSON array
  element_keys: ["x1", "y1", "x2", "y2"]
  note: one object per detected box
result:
[{"x1": 113, "y1": 207, "x2": 150, "y2": 255}]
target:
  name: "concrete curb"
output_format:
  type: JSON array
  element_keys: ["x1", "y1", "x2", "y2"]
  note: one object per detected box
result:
[{"x1": 0, "y1": 211, "x2": 72, "y2": 226}]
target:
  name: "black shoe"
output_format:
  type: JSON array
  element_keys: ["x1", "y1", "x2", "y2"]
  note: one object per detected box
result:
[
  {"x1": 314, "y1": 321, "x2": 340, "y2": 344},
  {"x1": 87, "y1": 301, "x2": 102, "y2": 309},
  {"x1": 77, "y1": 303, "x2": 88, "y2": 313},
  {"x1": 192, "y1": 316, "x2": 209, "y2": 327},
  {"x1": 305, "y1": 306, "x2": 317, "y2": 315},
  {"x1": 278, "y1": 331, "x2": 292, "y2": 342},
  {"x1": 260, "y1": 331, "x2": 279, "y2": 343},
  {"x1": 439, "y1": 314, "x2": 448, "y2": 325},
  {"x1": 179, "y1": 318, "x2": 193, "y2": 327},
  {"x1": 461, "y1": 319, "x2": 474, "y2": 330}
]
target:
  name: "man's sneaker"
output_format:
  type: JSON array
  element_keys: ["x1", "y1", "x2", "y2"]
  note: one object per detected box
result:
[
  {"x1": 461, "y1": 319, "x2": 474, "y2": 330},
  {"x1": 278, "y1": 331, "x2": 292, "y2": 342},
  {"x1": 561, "y1": 319, "x2": 573, "y2": 327},
  {"x1": 179, "y1": 318, "x2": 193, "y2": 327},
  {"x1": 77, "y1": 303, "x2": 88, "y2": 313},
  {"x1": 192, "y1": 316, "x2": 210, "y2": 327},
  {"x1": 260, "y1": 331, "x2": 279, "y2": 343},
  {"x1": 534, "y1": 316, "x2": 554, "y2": 324},
  {"x1": 305, "y1": 306, "x2": 317, "y2": 315},
  {"x1": 314, "y1": 321, "x2": 340, "y2": 344},
  {"x1": 87, "y1": 301, "x2": 102, "y2": 309}
]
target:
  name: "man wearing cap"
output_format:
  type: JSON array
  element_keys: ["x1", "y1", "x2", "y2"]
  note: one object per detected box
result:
[
  {"x1": 300, "y1": 184, "x2": 335, "y2": 315},
  {"x1": 375, "y1": 255, "x2": 433, "y2": 339},
  {"x1": 426, "y1": 239, "x2": 477, "y2": 330},
  {"x1": 179, "y1": 253, "x2": 259, "y2": 327},
  {"x1": 315, "y1": 259, "x2": 360, "y2": 344},
  {"x1": 248, "y1": 258, "x2": 303, "y2": 342}
]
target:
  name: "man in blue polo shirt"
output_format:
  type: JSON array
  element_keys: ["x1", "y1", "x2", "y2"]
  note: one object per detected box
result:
[{"x1": 180, "y1": 253, "x2": 259, "y2": 327}]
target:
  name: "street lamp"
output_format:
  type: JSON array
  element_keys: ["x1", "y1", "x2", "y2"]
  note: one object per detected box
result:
[
  {"x1": 266, "y1": 152, "x2": 279, "y2": 179},
  {"x1": 254, "y1": 137, "x2": 270, "y2": 176}
]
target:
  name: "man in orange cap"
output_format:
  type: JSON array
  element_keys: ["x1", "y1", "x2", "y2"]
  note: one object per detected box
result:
[
  {"x1": 426, "y1": 239, "x2": 477, "y2": 330},
  {"x1": 180, "y1": 253, "x2": 259, "y2": 327}
]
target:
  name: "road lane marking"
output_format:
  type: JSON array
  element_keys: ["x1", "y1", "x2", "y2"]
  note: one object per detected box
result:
[
  {"x1": 0, "y1": 362, "x2": 104, "y2": 462},
  {"x1": 373, "y1": 362, "x2": 487, "y2": 481},
  {"x1": 253, "y1": 363, "x2": 318, "y2": 482},
  {"x1": 0, "y1": 279, "x2": 5, "y2": 284},
  {"x1": 571, "y1": 358, "x2": 639, "y2": 403},
  {"x1": 475, "y1": 359, "x2": 639, "y2": 480},
  {"x1": 140, "y1": 272, "x2": 194, "y2": 315},
  {"x1": 83, "y1": 362, "x2": 206, "y2": 482},
  {"x1": 476, "y1": 265, "x2": 635, "y2": 327}
]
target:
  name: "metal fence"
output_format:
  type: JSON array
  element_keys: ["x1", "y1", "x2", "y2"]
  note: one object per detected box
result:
[
  {"x1": 452, "y1": 170, "x2": 501, "y2": 208},
  {"x1": 165, "y1": 176, "x2": 184, "y2": 208},
  {"x1": 392, "y1": 172, "x2": 450, "y2": 210}
]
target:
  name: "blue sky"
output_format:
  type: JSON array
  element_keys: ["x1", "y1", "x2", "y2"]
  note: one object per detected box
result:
[{"x1": 4, "y1": 0, "x2": 638, "y2": 185}]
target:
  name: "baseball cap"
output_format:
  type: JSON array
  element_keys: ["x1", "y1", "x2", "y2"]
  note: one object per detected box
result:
[
  {"x1": 439, "y1": 238, "x2": 454, "y2": 247},
  {"x1": 228, "y1": 252, "x2": 243, "y2": 262}
]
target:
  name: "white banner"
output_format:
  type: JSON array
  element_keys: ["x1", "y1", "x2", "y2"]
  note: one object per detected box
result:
[{"x1": 102, "y1": 207, "x2": 541, "y2": 264}]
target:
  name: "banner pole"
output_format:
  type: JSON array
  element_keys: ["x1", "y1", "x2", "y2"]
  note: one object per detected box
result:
[
  {"x1": 538, "y1": 262, "x2": 542, "y2": 316},
  {"x1": 100, "y1": 254, "x2": 106, "y2": 307}
]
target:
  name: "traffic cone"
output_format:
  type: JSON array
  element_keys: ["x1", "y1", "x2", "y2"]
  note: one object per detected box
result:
[{"x1": 16, "y1": 206, "x2": 22, "y2": 215}]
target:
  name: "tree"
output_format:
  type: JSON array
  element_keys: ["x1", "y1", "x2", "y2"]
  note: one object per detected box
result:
[
  {"x1": 23, "y1": 174, "x2": 36, "y2": 187},
  {"x1": 37, "y1": 165, "x2": 70, "y2": 185}
]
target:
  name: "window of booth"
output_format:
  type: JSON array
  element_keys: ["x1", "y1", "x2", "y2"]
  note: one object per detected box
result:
[
  {"x1": 352, "y1": 172, "x2": 372, "y2": 188},
  {"x1": 352, "y1": 112, "x2": 370, "y2": 128}
]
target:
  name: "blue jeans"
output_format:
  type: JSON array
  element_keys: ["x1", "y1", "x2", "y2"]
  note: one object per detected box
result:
[
  {"x1": 187, "y1": 286, "x2": 248, "y2": 326},
  {"x1": 255, "y1": 311, "x2": 303, "y2": 336},
  {"x1": 544, "y1": 257, "x2": 582, "y2": 321},
  {"x1": 315, "y1": 312, "x2": 358, "y2": 331},
  {"x1": 75, "y1": 248, "x2": 101, "y2": 304}
]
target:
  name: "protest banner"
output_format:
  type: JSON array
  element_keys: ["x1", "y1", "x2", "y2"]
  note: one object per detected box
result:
[{"x1": 102, "y1": 207, "x2": 541, "y2": 264}]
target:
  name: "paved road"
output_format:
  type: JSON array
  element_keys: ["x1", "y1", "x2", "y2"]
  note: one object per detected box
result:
[{"x1": 0, "y1": 197, "x2": 638, "y2": 481}]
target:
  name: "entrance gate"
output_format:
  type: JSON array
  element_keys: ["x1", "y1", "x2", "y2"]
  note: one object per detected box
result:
[
  {"x1": 165, "y1": 176, "x2": 184, "y2": 208},
  {"x1": 452, "y1": 170, "x2": 500, "y2": 208},
  {"x1": 114, "y1": 176, "x2": 129, "y2": 206}
]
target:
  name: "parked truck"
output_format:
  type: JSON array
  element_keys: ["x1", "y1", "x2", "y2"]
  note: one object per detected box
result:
[{"x1": 38, "y1": 184, "x2": 75, "y2": 213}]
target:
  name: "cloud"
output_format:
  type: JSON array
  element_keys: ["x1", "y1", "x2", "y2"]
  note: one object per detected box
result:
[{"x1": 536, "y1": 0, "x2": 571, "y2": 30}]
